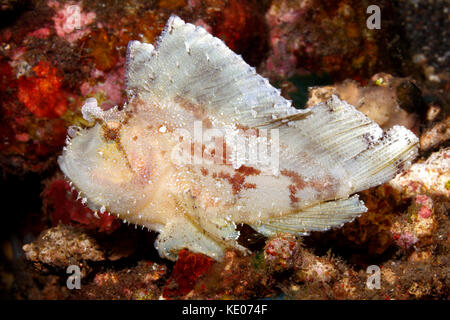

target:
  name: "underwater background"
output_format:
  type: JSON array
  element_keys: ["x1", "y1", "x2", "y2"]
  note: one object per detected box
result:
[{"x1": 0, "y1": 0, "x2": 448, "y2": 299}]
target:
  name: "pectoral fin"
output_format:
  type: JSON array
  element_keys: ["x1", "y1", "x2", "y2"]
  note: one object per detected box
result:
[{"x1": 155, "y1": 218, "x2": 227, "y2": 261}]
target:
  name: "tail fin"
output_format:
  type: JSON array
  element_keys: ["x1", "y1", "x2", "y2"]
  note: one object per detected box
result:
[
  {"x1": 344, "y1": 125, "x2": 419, "y2": 193},
  {"x1": 277, "y1": 95, "x2": 419, "y2": 195}
]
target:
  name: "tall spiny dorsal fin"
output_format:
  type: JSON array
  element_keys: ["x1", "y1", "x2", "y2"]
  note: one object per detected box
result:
[
  {"x1": 125, "y1": 15, "x2": 304, "y2": 127},
  {"x1": 125, "y1": 41, "x2": 155, "y2": 99}
]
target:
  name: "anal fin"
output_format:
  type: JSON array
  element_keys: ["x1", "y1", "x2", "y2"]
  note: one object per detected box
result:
[{"x1": 250, "y1": 195, "x2": 367, "y2": 237}]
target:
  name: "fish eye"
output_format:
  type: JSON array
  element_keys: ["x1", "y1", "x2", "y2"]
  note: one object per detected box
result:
[{"x1": 102, "y1": 121, "x2": 121, "y2": 142}]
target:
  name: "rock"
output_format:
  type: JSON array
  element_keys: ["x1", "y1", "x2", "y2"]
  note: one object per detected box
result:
[
  {"x1": 22, "y1": 224, "x2": 105, "y2": 275},
  {"x1": 389, "y1": 148, "x2": 450, "y2": 199},
  {"x1": 306, "y1": 74, "x2": 426, "y2": 131},
  {"x1": 420, "y1": 117, "x2": 450, "y2": 152},
  {"x1": 264, "y1": 234, "x2": 300, "y2": 272}
]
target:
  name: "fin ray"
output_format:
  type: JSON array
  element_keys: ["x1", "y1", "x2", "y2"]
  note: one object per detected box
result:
[
  {"x1": 250, "y1": 195, "x2": 367, "y2": 237},
  {"x1": 125, "y1": 15, "x2": 303, "y2": 127},
  {"x1": 278, "y1": 96, "x2": 419, "y2": 196}
]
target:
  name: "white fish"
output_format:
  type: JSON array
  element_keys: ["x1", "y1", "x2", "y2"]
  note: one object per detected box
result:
[{"x1": 58, "y1": 16, "x2": 419, "y2": 261}]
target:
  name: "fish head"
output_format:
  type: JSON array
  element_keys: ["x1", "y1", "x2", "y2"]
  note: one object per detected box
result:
[{"x1": 58, "y1": 98, "x2": 153, "y2": 215}]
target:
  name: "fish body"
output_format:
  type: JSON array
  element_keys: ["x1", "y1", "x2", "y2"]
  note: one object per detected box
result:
[{"x1": 59, "y1": 16, "x2": 419, "y2": 260}]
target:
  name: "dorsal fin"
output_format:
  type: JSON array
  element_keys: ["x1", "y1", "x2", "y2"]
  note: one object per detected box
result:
[
  {"x1": 125, "y1": 40, "x2": 155, "y2": 98},
  {"x1": 125, "y1": 15, "x2": 304, "y2": 127}
]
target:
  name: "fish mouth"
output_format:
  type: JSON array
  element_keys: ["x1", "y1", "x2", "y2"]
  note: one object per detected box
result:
[
  {"x1": 58, "y1": 124, "x2": 130, "y2": 207},
  {"x1": 58, "y1": 124, "x2": 103, "y2": 180},
  {"x1": 58, "y1": 124, "x2": 106, "y2": 208},
  {"x1": 58, "y1": 123, "x2": 151, "y2": 215}
]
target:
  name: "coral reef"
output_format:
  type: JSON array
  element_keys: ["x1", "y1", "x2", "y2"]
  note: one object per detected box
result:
[
  {"x1": 17, "y1": 61, "x2": 68, "y2": 118},
  {"x1": 187, "y1": 250, "x2": 275, "y2": 299},
  {"x1": 306, "y1": 73, "x2": 426, "y2": 131},
  {"x1": 262, "y1": 0, "x2": 405, "y2": 81},
  {"x1": 42, "y1": 177, "x2": 121, "y2": 233},
  {"x1": 264, "y1": 234, "x2": 299, "y2": 272},
  {"x1": 163, "y1": 249, "x2": 215, "y2": 298},
  {"x1": 48, "y1": 1, "x2": 96, "y2": 43},
  {"x1": 0, "y1": 0, "x2": 448, "y2": 300},
  {"x1": 389, "y1": 148, "x2": 449, "y2": 199},
  {"x1": 420, "y1": 116, "x2": 449, "y2": 152},
  {"x1": 74, "y1": 260, "x2": 167, "y2": 300}
]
